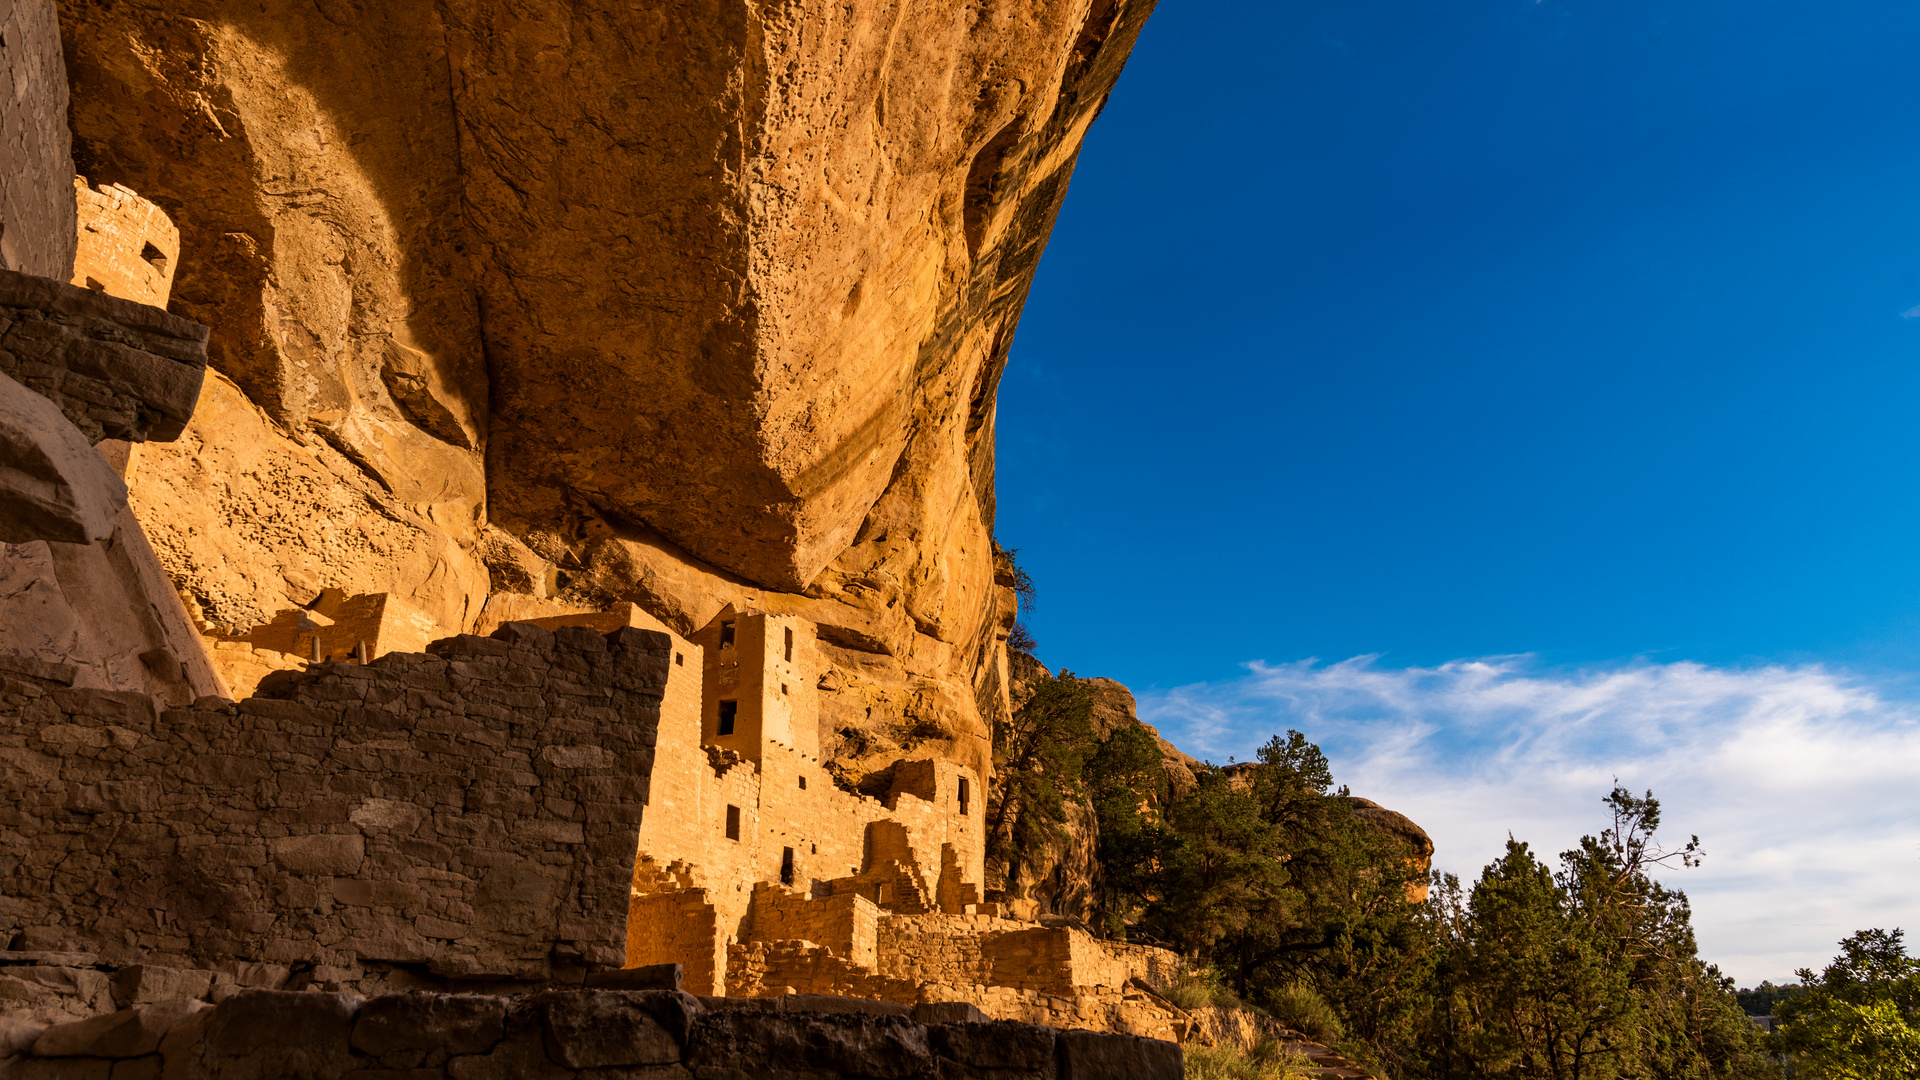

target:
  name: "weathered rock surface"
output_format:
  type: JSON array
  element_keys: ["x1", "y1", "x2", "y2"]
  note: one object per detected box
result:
[
  {"x1": 0, "y1": 267, "x2": 208, "y2": 445},
  {"x1": 0, "y1": 624, "x2": 668, "y2": 981},
  {"x1": 0, "y1": 370, "x2": 125, "y2": 545},
  {"x1": 0, "y1": 987, "x2": 1183, "y2": 1079},
  {"x1": 55, "y1": 0, "x2": 1157, "y2": 780},
  {"x1": 0, "y1": 266, "x2": 223, "y2": 703},
  {"x1": 0, "y1": 0, "x2": 75, "y2": 280}
]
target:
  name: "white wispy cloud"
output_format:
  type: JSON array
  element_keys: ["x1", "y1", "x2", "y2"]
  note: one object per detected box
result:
[
  {"x1": 1137, "y1": 656, "x2": 1920, "y2": 985},
  {"x1": 1901, "y1": 303, "x2": 1920, "y2": 318}
]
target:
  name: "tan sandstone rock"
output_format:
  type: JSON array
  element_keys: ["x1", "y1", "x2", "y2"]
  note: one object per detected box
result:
[
  {"x1": 0, "y1": 0, "x2": 76, "y2": 279},
  {"x1": 56, "y1": 0, "x2": 1156, "y2": 782},
  {"x1": 0, "y1": 369, "x2": 126, "y2": 544}
]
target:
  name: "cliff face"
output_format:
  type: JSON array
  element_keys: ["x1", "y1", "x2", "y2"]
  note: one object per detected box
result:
[{"x1": 54, "y1": 0, "x2": 1157, "y2": 784}]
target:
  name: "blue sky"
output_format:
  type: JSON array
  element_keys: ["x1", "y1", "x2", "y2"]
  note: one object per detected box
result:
[{"x1": 995, "y1": 0, "x2": 1920, "y2": 983}]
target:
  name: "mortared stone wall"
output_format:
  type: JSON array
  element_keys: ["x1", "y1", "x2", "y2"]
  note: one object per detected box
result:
[{"x1": 0, "y1": 622, "x2": 668, "y2": 988}]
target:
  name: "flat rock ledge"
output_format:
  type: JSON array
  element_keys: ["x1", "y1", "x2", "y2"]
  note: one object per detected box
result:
[{"x1": 0, "y1": 987, "x2": 1183, "y2": 1079}]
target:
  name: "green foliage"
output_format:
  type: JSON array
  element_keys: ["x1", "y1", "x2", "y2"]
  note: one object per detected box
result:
[
  {"x1": 1102, "y1": 752, "x2": 1775, "y2": 1079},
  {"x1": 1267, "y1": 981, "x2": 1345, "y2": 1046},
  {"x1": 1774, "y1": 929, "x2": 1920, "y2": 1079},
  {"x1": 1168, "y1": 963, "x2": 1247, "y2": 1012},
  {"x1": 1737, "y1": 981, "x2": 1810, "y2": 1016},
  {"x1": 985, "y1": 668, "x2": 1094, "y2": 889},
  {"x1": 1085, "y1": 722, "x2": 1171, "y2": 936},
  {"x1": 1414, "y1": 788, "x2": 1775, "y2": 1080},
  {"x1": 989, "y1": 652, "x2": 1773, "y2": 1079},
  {"x1": 1184, "y1": 1041, "x2": 1314, "y2": 1080}
]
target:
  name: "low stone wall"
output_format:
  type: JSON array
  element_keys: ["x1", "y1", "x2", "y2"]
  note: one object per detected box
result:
[
  {"x1": 726, "y1": 941, "x2": 1185, "y2": 1042},
  {"x1": 748, "y1": 882, "x2": 880, "y2": 968},
  {"x1": 1106, "y1": 941, "x2": 1181, "y2": 994},
  {"x1": 874, "y1": 915, "x2": 1128, "y2": 996},
  {"x1": 0, "y1": 622, "x2": 667, "y2": 991},
  {"x1": 0, "y1": 988, "x2": 1183, "y2": 1079},
  {"x1": 627, "y1": 890, "x2": 724, "y2": 996},
  {"x1": 0, "y1": 268, "x2": 206, "y2": 444}
]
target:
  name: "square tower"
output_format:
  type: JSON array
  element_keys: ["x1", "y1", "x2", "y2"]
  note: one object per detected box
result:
[{"x1": 692, "y1": 608, "x2": 819, "y2": 761}]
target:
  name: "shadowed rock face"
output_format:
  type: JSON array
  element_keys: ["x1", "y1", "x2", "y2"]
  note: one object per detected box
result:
[{"x1": 55, "y1": 0, "x2": 1153, "y2": 782}]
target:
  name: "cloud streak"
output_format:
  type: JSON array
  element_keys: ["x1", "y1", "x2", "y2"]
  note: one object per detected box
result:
[{"x1": 1137, "y1": 656, "x2": 1920, "y2": 984}]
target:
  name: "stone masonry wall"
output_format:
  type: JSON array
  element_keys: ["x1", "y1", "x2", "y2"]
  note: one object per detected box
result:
[
  {"x1": 0, "y1": 987, "x2": 1183, "y2": 1080},
  {"x1": 747, "y1": 883, "x2": 880, "y2": 969},
  {"x1": 724, "y1": 937, "x2": 1186, "y2": 1043},
  {"x1": 0, "y1": 622, "x2": 667, "y2": 987},
  {"x1": 0, "y1": 0, "x2": 75, "y2": 280},
  {"x1": 626, "y1": 890, "x2": 723, "y2": 998},
  {"x1": 0, "y1": 267, "x2": 206, "y2": 444},
  {"x1": 71, "y1": 178, "x2": 180, "y2": 308},
  {"x1": 873, "y1": 917, "x2": 1129, "y2": 998}
]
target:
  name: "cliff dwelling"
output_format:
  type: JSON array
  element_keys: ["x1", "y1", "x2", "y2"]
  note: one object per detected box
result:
[{"x1": 0, "y1": 0, "x2": 1228, "y2": 1073}]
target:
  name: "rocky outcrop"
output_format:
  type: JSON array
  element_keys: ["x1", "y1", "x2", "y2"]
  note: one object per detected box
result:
[
  {"x1": 0, "y1": 987, "x2": 1183, "y2": 1080},
  {"x1": 54, "y1": 0, "x2": 1158, "y2": 789},
  {"x1": 0, "y1": 267, "x2": 207, "y2": 445},
  {"x1": 1349, "y1": 797, "x2": 1435, "y2": 903},
  {"x1": 0, "y1": 370, "x2": 125, "y2": 545},
  {"x1": 0, "y1": 0, "x2": 75, "y2": 280},
  {"x1": 0, "y1": 268, "x2": 223, "y2": 703}
]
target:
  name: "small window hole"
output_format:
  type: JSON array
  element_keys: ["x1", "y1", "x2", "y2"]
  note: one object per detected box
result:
[
  {"x1": 718, "y1": 700, "x2": 737, "y2": 736},
  {"x1": 719, "y1": 620, "x2": 735, "y2": 648},
  {"x1": 725, "y1": 804, "x2": 740, "y2": 841},
  {"x1": 784, "y1": 626, "x2": 794, "y2": 662},
  {"x1": 781, "y1": 847, "x2": 795, "y2": 886}
]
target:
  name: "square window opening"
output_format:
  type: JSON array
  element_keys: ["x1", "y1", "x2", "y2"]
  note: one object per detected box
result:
[
  {"x1": 719, "y1": 620, "x2": 736, "y2": 648},
  {"x1": 798, "y1": 775, "x2": 807, "y2": 790},
  {"x1": 675, "y1": 652, "x2": 684, "y2": 666}
]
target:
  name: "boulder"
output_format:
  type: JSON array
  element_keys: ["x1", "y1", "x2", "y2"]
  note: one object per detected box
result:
[{"x1": 0, "y1": 370, "x2": 126, "y2": 544}]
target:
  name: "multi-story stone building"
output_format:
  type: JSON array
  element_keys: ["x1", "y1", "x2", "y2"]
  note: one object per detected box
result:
[{"x1": 495, "y1": 602, "x2": 1181, "y2": 1036}]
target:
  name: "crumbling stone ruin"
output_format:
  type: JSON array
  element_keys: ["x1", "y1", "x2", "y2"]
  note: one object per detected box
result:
[
  {"x1": 0, "y1": 1, "x2": 1212, "y2": 1073},
  {"x1": 0, "y1": 988, "x2": 1184, "y2": 1079}
]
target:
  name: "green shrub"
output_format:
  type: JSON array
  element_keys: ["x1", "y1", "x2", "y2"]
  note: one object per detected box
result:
[
  {"x1": 1169, "y1": 964, "x2": 1245, "y2": 1012},
  {"x1": 1169, "y1": 980, "x2": 1216, "y2": 1012},
  {"x1": 1264, "y1": 982, "x2": 1344, "y2": 1045},
  {"x1": 1184, "y1": 1042, "x2": 1313, "y2": 1080}
]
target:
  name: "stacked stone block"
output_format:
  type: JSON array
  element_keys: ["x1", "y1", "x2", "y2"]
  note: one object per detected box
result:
[
  {"x1": 0, "y1": 623, "x2": 667, "y2": 994},
  {"x1": 0, "y1": 988, "x2": 1183, "y2": 1079},
  {"x1": 0, "y1": 268, "x2": 207, "y2": 445}
]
